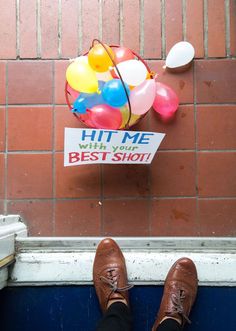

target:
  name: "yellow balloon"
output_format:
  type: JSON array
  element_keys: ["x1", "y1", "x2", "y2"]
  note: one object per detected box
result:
[
  {"x1": 66, "y1": 60, "x2": 98, "y2": 93},
  {"x1": 88, "y1": 44, "x2": 115, "y2": 73},
  {"x1": 119, "y1": 106, "x2": 141, "y2": 129}
]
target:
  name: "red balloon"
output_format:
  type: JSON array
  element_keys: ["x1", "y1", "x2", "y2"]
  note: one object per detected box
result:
[
  {"x1": 87, "y1": 104, "x2": 122, "y2": 130},
  {"x1": 152, "y1": 82, "x2": 179, "y2": 118},
  {"x1": 80, "y1": 113, "x2": 95, "y2": 128},
  {"x1": 113, "y1": 46, "x2": 135, "y2": 64}
]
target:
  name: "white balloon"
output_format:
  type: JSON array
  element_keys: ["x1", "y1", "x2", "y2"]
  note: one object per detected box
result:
[
  {"x1": 166, "y1": 41, "x2": 195, "y2": 70},
  {"x1": 115, "y1": 60, "x2": 148, "y2": 86}
]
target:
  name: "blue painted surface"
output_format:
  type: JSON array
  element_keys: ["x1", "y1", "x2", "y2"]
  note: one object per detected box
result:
[{"x1": 0, "y1": 286, "x2": 235, "y2": 331}]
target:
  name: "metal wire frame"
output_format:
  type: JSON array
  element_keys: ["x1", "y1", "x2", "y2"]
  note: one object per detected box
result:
[{"x1": 65, "y1": 39, "x2": 154, "y2": 130}]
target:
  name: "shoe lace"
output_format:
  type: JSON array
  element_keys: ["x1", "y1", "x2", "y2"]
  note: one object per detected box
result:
[
  {"x1": 166, "y1": 289, "x2": 191, "y2": 324},
  {"x1": 100, "y1": 268, "x2": 133, "y2": 293}
]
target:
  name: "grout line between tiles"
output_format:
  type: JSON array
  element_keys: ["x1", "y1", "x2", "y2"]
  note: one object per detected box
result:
[
  {"x1": 58, "y1": 0, "x2": 62, "y2": 59},
  {"x1": 5, "y1": 149, "x2": 236, "y2": 154},
  {"x1": 161, "y1": 0, "x2": 166, "y2": 59},
  {"x1": 99, "y1": 0, "x2": 103, "y2": 41},
  {"x1": 4, "y1": 62, "x2": 9, "y2": 214},
  {"x1": 78, "y1": 0, "x2": 82, "y2": 54},
  {"x1": 139, "y1": 0, "x2": 144, "y2": 57},
  {"x1": 182, "y1": 0, "x2": 186, "y2": 41},
  {"x1": 119, "y1": 0, "x2": 123, "y2": 45},
  {"x1": 193, "y1": 60, "x2": 201, "y2": 235},
  {"x1": 7, "y1": 102, "x2": 236, "y2": 107},
  {"x1": 36, "y1": 0, "x2": 42, "y2": 58},
  {"x1": 5, "y1": 196, "x2": 236, "y2": 202},
  {"x1": 2, "y1": 55, "x2": 236, "y2": 61},
  {"x1": 16, "y1": 0, "x2": 20, "y2": 58},
  {"x1": 203, "y1": 0, "x2": 208, "y2": 58},
  {"x1": 225, "y1": 0, "x2": 230, "y2": 57},
  {"x1": 100, "y1": 165, "x2": 104, "y2": 235},
  {"x1": 52, "y1": 60, "x2": 56, "y2": 235}
]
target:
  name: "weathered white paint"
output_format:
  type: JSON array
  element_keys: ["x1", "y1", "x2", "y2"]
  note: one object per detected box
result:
[
  {"x1": 0, "y1": 215, "x2": 27, "y2": 289},
  {"x1": 9, "y1": 237, "x2": 236, "y2": 287}
]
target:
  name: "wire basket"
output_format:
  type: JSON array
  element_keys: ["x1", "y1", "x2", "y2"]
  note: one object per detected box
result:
[{"x1": 65, "y1": 39, "x2": 155, "y2": 130}]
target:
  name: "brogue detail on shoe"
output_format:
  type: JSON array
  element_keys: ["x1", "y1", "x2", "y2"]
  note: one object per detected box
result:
[
  {"x1": 93, "y1": 238, "x2": 133, "y2": 313},
  {"x1": 152, "y1": 258, "x2": 198, "y2": 331}
]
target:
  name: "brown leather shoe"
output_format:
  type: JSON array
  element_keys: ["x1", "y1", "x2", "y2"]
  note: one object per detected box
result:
[
  {"x1": 152, "y1": 257, "x2": 198, "y2": 331},
  {"x1": 93, "y1": 238, "x2": 133, "y2": 313}
]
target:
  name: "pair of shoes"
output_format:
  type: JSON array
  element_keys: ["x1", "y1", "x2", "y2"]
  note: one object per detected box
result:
[{"x1": 93, "y1": 238, "x2": 198, "y2": 329}]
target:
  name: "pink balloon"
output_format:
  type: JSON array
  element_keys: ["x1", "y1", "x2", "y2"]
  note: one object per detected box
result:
[
  {"x1": 152, "y1": 82, "x2": 179, "y2": 117},
  {"x1": 67, "y1": 84, "x2": 79, "y2": 100},
  {"x1": 87, "y1": 104, "x2": 122, "y2": 130},
  {"x1": 130, "y1": 79, "x2": 156, "y2": 115}
]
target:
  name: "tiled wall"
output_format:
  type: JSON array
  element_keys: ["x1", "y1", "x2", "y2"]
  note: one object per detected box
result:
[{"x1": 0, "y1": 0, "x2": 236, "y2": 237}]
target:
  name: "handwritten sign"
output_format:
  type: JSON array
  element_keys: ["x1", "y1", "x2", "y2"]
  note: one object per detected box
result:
[{"x1": 64, "y1": 128, "x2": 165, "y2": 166}]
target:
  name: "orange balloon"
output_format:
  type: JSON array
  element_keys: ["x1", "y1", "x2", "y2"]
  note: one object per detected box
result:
[{"x1": 88, "y1": 44, "x2": 115, "y2": 72}]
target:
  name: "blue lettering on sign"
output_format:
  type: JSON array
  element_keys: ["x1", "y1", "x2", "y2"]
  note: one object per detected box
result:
[
  {"x1": 81, "y1": 130, "x2": 118, "y2": 142},
  {"x1": 121, "y1": 132, "x2": 154, "y2": 144},
  {"x1": 81, "y1": 130, "x2": 154, "y2": 144}
]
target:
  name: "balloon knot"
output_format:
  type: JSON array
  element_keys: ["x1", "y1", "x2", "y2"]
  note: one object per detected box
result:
[{"x1": 149, "y1": 71, "x2": 156, "y2": 79}]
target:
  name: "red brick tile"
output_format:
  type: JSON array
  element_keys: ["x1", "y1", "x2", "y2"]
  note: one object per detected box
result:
[
  {"x1": 103, "y1": 164, "x2": 149, "y2": 197},
  {"x1": 55, "y1": 106, "x2": 85, "y2": 151},
  {"x1": 148, "y1": 60, "x2": 194, "y2": 104},
  {"x1": 197, "y1": 105, "x2": 236, "y2": 150},
  {"x1": 55, "y1": 153, "x2": 100, "y2": 198},
  {"x1": 143, "y1": 0, "x2": 161, "y2": 58},
  {"x1": 123, "y1": 0, "x2": 140, "y2": 53},
  {"x1": 55, "y1": 200, "x2": 101, "y2": 236},
  {"x1": 208, "y1": 0, "x2": 226, "y2": 57},
  {"x1": 0, "y1": 107, "x2": 5, "y2": 151},
  {"x1": 198, "y1": 152, "x2": 236, "y2": 197},
  {"x1": 151, "y1": 198, "x2": 198, "y2": 236},
  {"x1": 151, "y1": 152, "x2": 196, "y2": 196},
  {"x1": 41, "y1": 0, "x2": 59, "y2": 58},
  {"x1": 150, "y1": 105, "x2": 195, "y2": 150},
  {"x1": 0, "y1": 0, "x2": 16, "y2": 58},
  {"x1": 8, "y1": 61, "x2": 53, "y2": 104},
  {"x1": 186, "y1": 0, "x2": 204, "y2": 58},
  {"x1": 165, "y1": 0, "x2": 182, "y2": 55},
  {"x1": 0, "y1": 154, "x2": 5, "y2": 198},
  {"x1": 195, "y1": 60, "x2": 236, "y2": 103},
  {"x1": 198, "y1": 199, "x2": 236, "y2": 236},
  {"x1": 102, "y1": 0, "x2": 120, "y2": 45},
  {"x1": 19, "y1": 0, "x2": 37, "y2": 58},
  {"x1": 0, "y1": 61, "x2": 6, "y2": 104},
  {"x1": 82, "y1": 0, "x2": 99, "y2": 53},
  {"x1": 7, "y1": 200, "x2": 53, "y2": 236},
  {"x1": 7, "y1": 154, "x2": 52, "y2": 199},
  {"x1": 61, "y1": 0, "x2": 79, "y2": 58},
  {"x1": 55, "y1": 60, "x2": 70, "y2": 104},
  {"x1": 102, "y1": 199, "x2": 149, "y2": 236},
  {"x1": 230, "y1": 0, "x2": 236, "y2": 56},
  {"x1": 8, "y1": 106, "x2": 53, "y2": 151},
  {"x1": 0, "y1": 200, "x2": 4, "y2": 213}
]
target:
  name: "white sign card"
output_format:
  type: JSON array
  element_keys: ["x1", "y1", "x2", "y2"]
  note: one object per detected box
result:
[{"x1": 64, "y1": 128, "x2": 165, "y2": 166}]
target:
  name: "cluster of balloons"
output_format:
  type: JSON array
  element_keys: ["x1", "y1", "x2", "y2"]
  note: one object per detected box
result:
[{"x1": 65, "y1": 42, "x2": 179, "y2": 129}]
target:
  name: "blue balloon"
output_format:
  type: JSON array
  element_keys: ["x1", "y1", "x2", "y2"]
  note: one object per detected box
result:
[
  {"x1": 72, "y1": 97, "x2": 87, "y2": 114},
  {"x1": 72, "y1": 81, "x2": 105, "y2": 114},
  {"x1": 102, "y1": 79, "x2": 130, "y2": 108}
]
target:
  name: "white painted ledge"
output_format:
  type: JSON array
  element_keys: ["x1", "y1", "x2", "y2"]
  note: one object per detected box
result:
[
  {"x1": 0, "y1": 215, "x2": 27, "y2": 289},
  {"x1": 9, "y1": 237, "x2": 236, "y2": 287}
]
